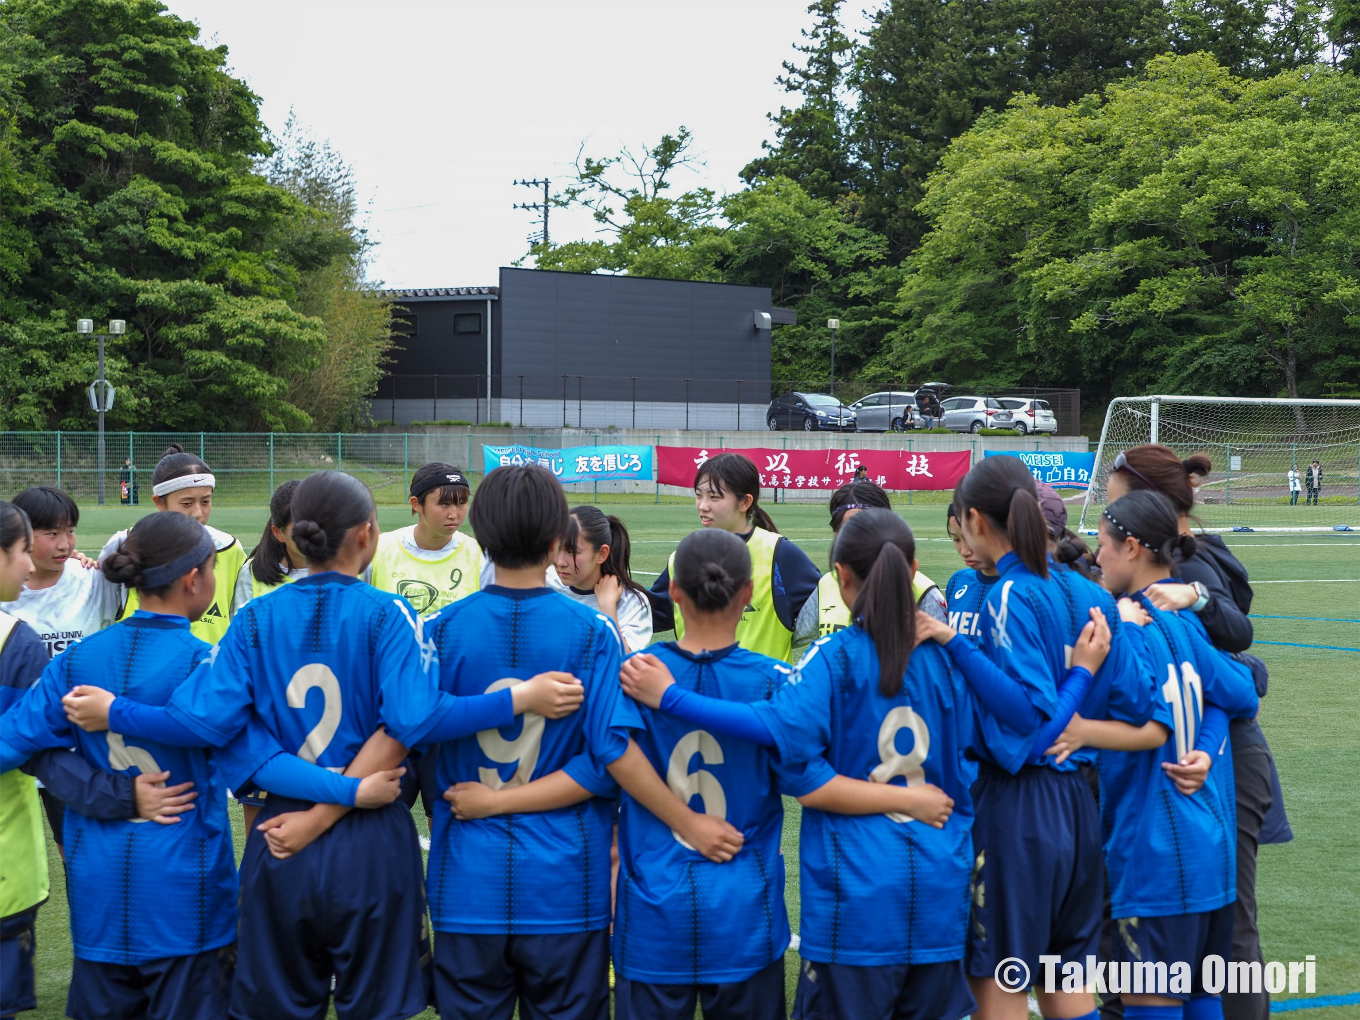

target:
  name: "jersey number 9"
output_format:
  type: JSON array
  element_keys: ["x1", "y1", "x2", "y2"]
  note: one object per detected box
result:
[{"x1": 477, "y1": 677, "x2": 545, "y2": 789}]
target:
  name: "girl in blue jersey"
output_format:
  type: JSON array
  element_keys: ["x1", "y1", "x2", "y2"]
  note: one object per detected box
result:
[
  {"x1": 944, "y1": 501, "x2": 999, "y2": 647},
  {"x1": 426, "y1": 464, "x2": 752, "y2": 1020},
  {"x1": 914, "y1": 455, "x2": 1159, "y2": 1020},
  {"x1": 59, "y1": 471, "x2": 585, "y2": 1020},
  {"x1": 623, "y1": 509, "x2": 983, "y2": 1020},
  {"x1": 1048, "y1": 491, "x2": 1258, "y2": 1020},
  {"x1": 1, "y1": 512, "x2": 408, "y2": 1020}
]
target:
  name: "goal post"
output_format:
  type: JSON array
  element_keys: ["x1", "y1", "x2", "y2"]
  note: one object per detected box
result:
[{"x1": 1079, "y1": 395, "x2": 1360, "y2": 532}]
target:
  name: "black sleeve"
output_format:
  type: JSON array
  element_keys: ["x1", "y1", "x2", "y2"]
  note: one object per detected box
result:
[
  {"x1": 22, "y1": 748, "x2": 137, "y2": 821},
  {"x1": 771, "y1": 538, "x2": 824, "y2": 632},
  {"x1": 1176, "y1": 558, "x2": 1254, "y2": 653},
  {"x1": 647, "y1": 565, "x2": 675, "y2": 633}
]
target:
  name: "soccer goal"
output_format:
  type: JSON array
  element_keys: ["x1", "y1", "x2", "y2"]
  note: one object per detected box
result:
[{"x1": 1078, "y1": 395, "x2": 1360, "y2": 532}]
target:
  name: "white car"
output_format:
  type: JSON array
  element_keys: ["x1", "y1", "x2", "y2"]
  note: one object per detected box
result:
[
  {"x1": 997, "y1": 398, "x2": 1058, "y2": 435},
  {"x1": 847, "y1": 391, "x2": 920, "y2": 432},
  {"x1": 940, "y1": 396, "x2": 1016, "y2": 433}
]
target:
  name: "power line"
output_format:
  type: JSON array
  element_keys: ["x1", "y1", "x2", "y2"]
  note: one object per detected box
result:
[{"x1": 513, "y1": 177, "x2": 551, "y2": 248}]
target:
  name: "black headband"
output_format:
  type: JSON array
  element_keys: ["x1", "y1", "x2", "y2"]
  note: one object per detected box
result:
[
  {"x1": 411, "y1": 470, "x2": 469, "y2": 500},
  {"x1": 139, "y1": 529, "x2": 217, "y2": 589},
  {"x1": 1102, "y1": 509, "x2": 1157, "y2": 550}
]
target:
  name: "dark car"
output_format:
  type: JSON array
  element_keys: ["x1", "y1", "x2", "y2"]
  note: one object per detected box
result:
[{"x1": 766, "y1": 392, "x2": 858, "y2": 432}]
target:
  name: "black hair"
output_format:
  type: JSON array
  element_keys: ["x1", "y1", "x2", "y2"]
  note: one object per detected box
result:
[
  {"x1": 693, "y1": 453, "x2": 777, "y2": 533},
  {"x1": 250, "y1": 479, "x2": 301, "y2": 586},
  {"x1": 829, "y1": 480, "x2": 891, "y2": 533},
  {"x1": 832, "y1": 509, "x2": 917, "y2": 697},
  {"x1": 1053, "y1": 529, "x2": 1098, "y2": 580},
  {"x1": 470, "y1": 464, "x2": 569, "y2": 570},
  {"x1": 1101, "y1": 490, "x2": 1198, "y2": 566},
  {"x1": 0, "y1": 500, "x2": 33, "y2": 553},
  {"x1": 102, "y1": 512, "x2": 214, "y2": 597},
  {"x1": 946, "y1": 501, "x2": 960, "y2": 527},
  {"x1": 151, "y1": 442, "x2": 212, "y2": 487},
  {"x1": 564, "y1": 505, "x2": 648, "y2": 598},
  {"x1": 952, "y1": 455, "x2": 1049, "y2": 578},
  {"x1": 290, "y1": 472, "x2": 376, "y2": 564},
  {"x1": 12, "y1": 486, "x2": 79, "y2": 530},
  {"x1": 410, "y1": 461, "x2": 470, "y2": 511},
  {"x1": 672, "y1": 528, "x2": 752, "y2": 612},
  {"x1": 1112, "y1": 445, "x2": 1212, "y2": 517}
]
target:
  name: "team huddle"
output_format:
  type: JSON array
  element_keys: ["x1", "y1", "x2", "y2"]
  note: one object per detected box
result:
[{"x1": 0, "y1": 444, "x2": 1286, "y2": 1020}]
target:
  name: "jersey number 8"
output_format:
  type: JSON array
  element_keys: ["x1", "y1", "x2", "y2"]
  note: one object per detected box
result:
[
  {"x1": 870, "y1": 707, "x2": 930, "y2": 824},
  {"x1": 668, "y1": 729, "x2": 727, "y2": 849}
]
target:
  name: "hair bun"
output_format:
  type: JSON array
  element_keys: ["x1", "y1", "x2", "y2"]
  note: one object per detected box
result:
[
  {"x1": 290, "y1": 519, "x2": 330, "y2": 560},
  {"x1": 101, "y1": 547, "x2": 143, "y2": 587},
  {"x1": 162, "y1": 442, "x2": 185, "y2": 456}
]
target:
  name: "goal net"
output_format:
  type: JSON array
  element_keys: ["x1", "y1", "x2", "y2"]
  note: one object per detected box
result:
[{"x1": 1079, "y1": 396, "x2": 1360, "y2": 532}]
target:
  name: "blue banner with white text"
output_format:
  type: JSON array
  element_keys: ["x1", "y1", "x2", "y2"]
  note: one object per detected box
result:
[
  {"x1": 984, "y1": 449, "x2": 1096, "y2": 490},
  {"x1": 482, "y1": 444, "x2": 653, "y2": 483}
]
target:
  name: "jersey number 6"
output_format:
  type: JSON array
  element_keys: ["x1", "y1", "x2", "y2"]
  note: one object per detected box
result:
[
  {"x1": 106, "y1": 731, "x2": 163, "y2": 824},
  {"x1": 870, "y1": 707, "x2": 930, "y2": 824},
  {"x1": 668, "y1": 729, "x2": 727, "y2": 849}
]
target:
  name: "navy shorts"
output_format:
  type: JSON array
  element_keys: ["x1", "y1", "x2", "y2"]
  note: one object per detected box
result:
[
  {"x1": 67, "y1": 945, "x2": 235, "y2": 1020},
  {"x1": 39, "y1": 786, "x2": 64, "y2": 846},
  {"x1": 792, "y1": 956, "x2": 974, "y2": 1020},
  {"x1": 1111, "y1": 904, "x2": 1234, "y2": 1000},
  {"x1": 231, "y1": 797, "x2": 432, "y2": 1020},
  {"x1": 1, "y1": 906, "x2": 38, "y2": 1017},
  {"x1": 614, "y1": 957, "x2": 785, "y2": 1020},
  {"x1": 966, "y1": 763, "x2": 1103, "y2": 981},
  {"x1": 433, "y1": 929, "x2": 609, "y2": 1020}
]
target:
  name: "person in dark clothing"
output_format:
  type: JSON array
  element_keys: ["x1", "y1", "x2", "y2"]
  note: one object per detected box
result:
[
  {"x1": 1105, "y1": 445, "x2": 1287, "y2": 1020},
  {"x1": 119, "y1": 458, "x2": 138, "y2": 505},
  {"x1": 1305, "y1": 460, "x2": 1322, "y2": 505}
]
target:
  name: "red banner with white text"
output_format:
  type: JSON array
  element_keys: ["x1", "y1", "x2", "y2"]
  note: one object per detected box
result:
[{"x1": 656, "y1": 446, "x2": 971, "y2": 491}]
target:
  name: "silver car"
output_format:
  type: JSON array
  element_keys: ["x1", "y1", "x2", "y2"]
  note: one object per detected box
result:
[
  {"x1": 847, "y1": 391, "x2": 919, "y2": 432},
  {"x1": 997, "y1": 398, "x2": 1058, "y2": 435},
  {"x1": 940, "y1": 396, "x2": 1016, "y2": 433}
]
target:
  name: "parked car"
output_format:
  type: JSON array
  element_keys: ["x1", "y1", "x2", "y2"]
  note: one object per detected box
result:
[
  {"x1": 940, "y1": 396, "x2": 1016, "y2": 433},
  {"x1": 997, "y1": 397, "x2": 1058, "y2": 435},
  {"x1": 848, "y1": 391, "x2": 919, "y2": 432},
  {"x1": 766, "y1": 392, "x2": 858, "y2": 432}
]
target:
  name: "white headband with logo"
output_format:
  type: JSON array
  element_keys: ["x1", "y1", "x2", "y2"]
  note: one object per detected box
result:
[{"x1": 152, "y1": 473, "x2": 217, "y2": 497}]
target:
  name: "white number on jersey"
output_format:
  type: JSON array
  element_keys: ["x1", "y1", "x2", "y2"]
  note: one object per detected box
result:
[
  {"x1": 870, "y1": 706, "x2": 930, "y2": 824},
  {"x1": 667, "y1": 729, "x2": 728, "y2": 849},
  {"x1": 477, "y1": 677, "x2": 545, "y2": 789},
  {"x1": 286, "y1": 664, "x2": 344, "y2": 765},
  {"x1": 1161, "y1": 660, "x2": 1204, "y2": 761},
  {"x1": 106, "y1": 731, "x2": 163, "y2": 824}
]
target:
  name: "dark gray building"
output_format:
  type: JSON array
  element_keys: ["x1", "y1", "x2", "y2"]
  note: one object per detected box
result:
[{"x1": 380, "y1": 268, "x2": 791, "y2": 428}]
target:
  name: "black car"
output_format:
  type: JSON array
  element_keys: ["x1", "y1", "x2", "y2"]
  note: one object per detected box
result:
[{"x1": 766, "y1": 392, "x2": 858, "y2": 431}]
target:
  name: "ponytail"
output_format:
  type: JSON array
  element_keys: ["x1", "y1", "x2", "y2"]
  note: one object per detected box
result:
[
  {"x1": 694, "y1": 453, "x2": 778, "y2": 534},
  {"x1": 250, "y1": 479, "x2": 301, "y2": 587},
  {"x1": 954, "y1": 456, "x2": 1049, "y2": 578},
  {"x1": 832, "y1": 509, "x2": 917, "y2": 697},
  {"x1": 1053, "y1": 529, "x2": 1098, "y2": 580},
  {"x1": 565, "y1": 505, "x2": 648, "y2": 598}
]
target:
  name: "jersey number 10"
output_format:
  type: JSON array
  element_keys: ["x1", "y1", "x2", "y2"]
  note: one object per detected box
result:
[{"x1": 1161, "y1": 661, "x2": 1204, "y2": 761}]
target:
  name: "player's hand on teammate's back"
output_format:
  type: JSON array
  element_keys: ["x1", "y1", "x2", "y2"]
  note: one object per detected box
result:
[
  {"x1": 62, "y1": 685, "x2": 115, "y2": 731},
  {"x1": 1071, "y1": 608, "x2": 1112, "y2": 673},
  {"x1": 1144, "y1": 582, "x2": 1199, "y2": 613},
  {"x1": 355, "y1": 766, "x2": 406, "y2": 809},
  {"x1": 1045, "y1": 714, "x2": 1092, "y2": 764},
  {"x1": 444, "y1": 781, "x2": 499, "y2": 820},
  {"x1": 679, "y1": 812, "x2": 745, "y2": 863},
  {"x1": 896, "y1": 783, "x2": 955, "y2": 828},
  {"x1": 1116, "y1": 597, "x2": 1152, "y2": 627},
  {"x1": 1163, "y1": 750, "x2": 1212, "y2": 795},
  {"x1": 134, "y1": 771, "x2": 197, "y2": 824},
  {"x1": 256, "y1": 809, "x2": 330, "y2": 859},
  {"x1": 619, "y1": 653, "x2": 675, "y2": 708},
  {"x1": 914, "y1": 610, "x2": 955, "y2": 646},
  {"x1": 512, "y1": 671, "x2": 585, "y2": 719}
]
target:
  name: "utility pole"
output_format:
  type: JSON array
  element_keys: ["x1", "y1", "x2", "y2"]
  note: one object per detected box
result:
[
  {"x1": 827, "y1": 318, "x2": 840, "y2": 399},
  {"x1": 77, "y1": 318, "x2": 125, "y2": 505},
  {"x1": 513, "y1": 178, "x2": 552, "y2": 248}
]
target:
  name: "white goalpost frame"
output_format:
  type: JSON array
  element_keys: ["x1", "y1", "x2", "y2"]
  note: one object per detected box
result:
[{"x1": 1079, "y1": 394, "x2": 1360, "y2": 534}]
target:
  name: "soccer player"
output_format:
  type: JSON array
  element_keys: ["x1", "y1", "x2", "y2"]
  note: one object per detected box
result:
[
  {"x1": 793, "y1": 481, "x2": 946, "y2": 657},
  {"x1": 916, "y1": 455, "x2": 1157, "y2": 1020},
  {"x1": 424, "y1": 464, "x2": 746, "y2": 1020},
  {"x1": 649, "y1": 452, "x2": 820, "y2": 662},
  {"x1": 231, "y1": 479, "x2": 307, "y2": 612},
  {"x1": 944, "y1": 501, "x2": 998, "y2": 646},
  {"x1": 99, "y1": 444, "x2": 245, "y2": 644},
  {"x1": 554, "y1": 505, "x2": 653, "y2": 653},
  {"x1": 367, "y1": 462, "x2": 481, "y2": 614},
  {"x1": 1054, "y1": 489, "x2": 1259, "y2": 1020},
  {"x1": 0, "y1": 511, "x2": 406, "y2": 1020},
  {"x1": 61, "y1": 471, "x2": 583, "y2": 1020},
  {"x1": 621, "y1": 510, "x2": 977, "y2": 1020}
]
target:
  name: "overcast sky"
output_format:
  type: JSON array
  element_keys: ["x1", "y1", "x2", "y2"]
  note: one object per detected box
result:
[{"x1": 170, "y1": 0, "x2": 882, "y2": 290}]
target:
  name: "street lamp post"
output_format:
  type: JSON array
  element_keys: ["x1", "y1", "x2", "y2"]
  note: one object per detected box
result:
[
  {"x1": 827, "y1": 318, "x2": 840, "y2": 399},
  {"x1": 77, "y1": 318, "x2": 125, "y2": 505}
]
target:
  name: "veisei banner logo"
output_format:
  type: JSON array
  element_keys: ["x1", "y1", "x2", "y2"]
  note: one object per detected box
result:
[{"x1": 984, "y1": 450, "x2": 1095, "y2": 490}]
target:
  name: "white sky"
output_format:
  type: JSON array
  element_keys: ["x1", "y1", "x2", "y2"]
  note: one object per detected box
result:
[{"x1": 169, "y1": 0, "x2": 882, "y2": 290}]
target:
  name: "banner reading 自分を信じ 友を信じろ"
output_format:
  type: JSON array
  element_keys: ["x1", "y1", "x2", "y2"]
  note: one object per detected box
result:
[{"x1": 482, "y1": 444, "x2": 653, "y2": 483}]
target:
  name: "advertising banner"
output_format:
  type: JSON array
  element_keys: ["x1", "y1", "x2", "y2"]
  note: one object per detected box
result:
[
  {"x1": 656, "y1": 446, "x2": 971, "y2": 491},
  {"x1": 983, "y1": 449, "x2": 1096, "y2": 490},
  {"x1": 482, "y1": 444, "x2": 653, "y2": 483}
]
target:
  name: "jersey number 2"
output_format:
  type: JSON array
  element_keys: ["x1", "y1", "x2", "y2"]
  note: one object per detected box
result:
[
  {"x1": 477, "y1": 678, "x2": 545, "y2": 789},
  {"x1": 668, "y1": 729, "x2": 727, "y2": 849},
  {"x1": 287, "y1": 664, "x2": 343, "y2": 765},
  {"x1": 870, "y1": 707, "x2": 930, "y2": 824}
]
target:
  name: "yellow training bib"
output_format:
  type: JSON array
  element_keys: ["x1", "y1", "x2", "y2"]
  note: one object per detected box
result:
[
  {"x1": 670, "y1": 527, "x2": 794, "y2": 662},
  {"x1": 370, "y1": 527, "x2": 483, "y2": 615}
]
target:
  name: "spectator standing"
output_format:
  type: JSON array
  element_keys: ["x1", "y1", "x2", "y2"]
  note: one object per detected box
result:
[
  {"x1": 1286, "y1": 466, "x2": 1301, "y2": 506},
  {"x1": 1305, "y1": 460, "x2": 1322, "y2": 505},
  {"x1": 118, "y1": 458, "x2": 138, "y2": 505}
]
